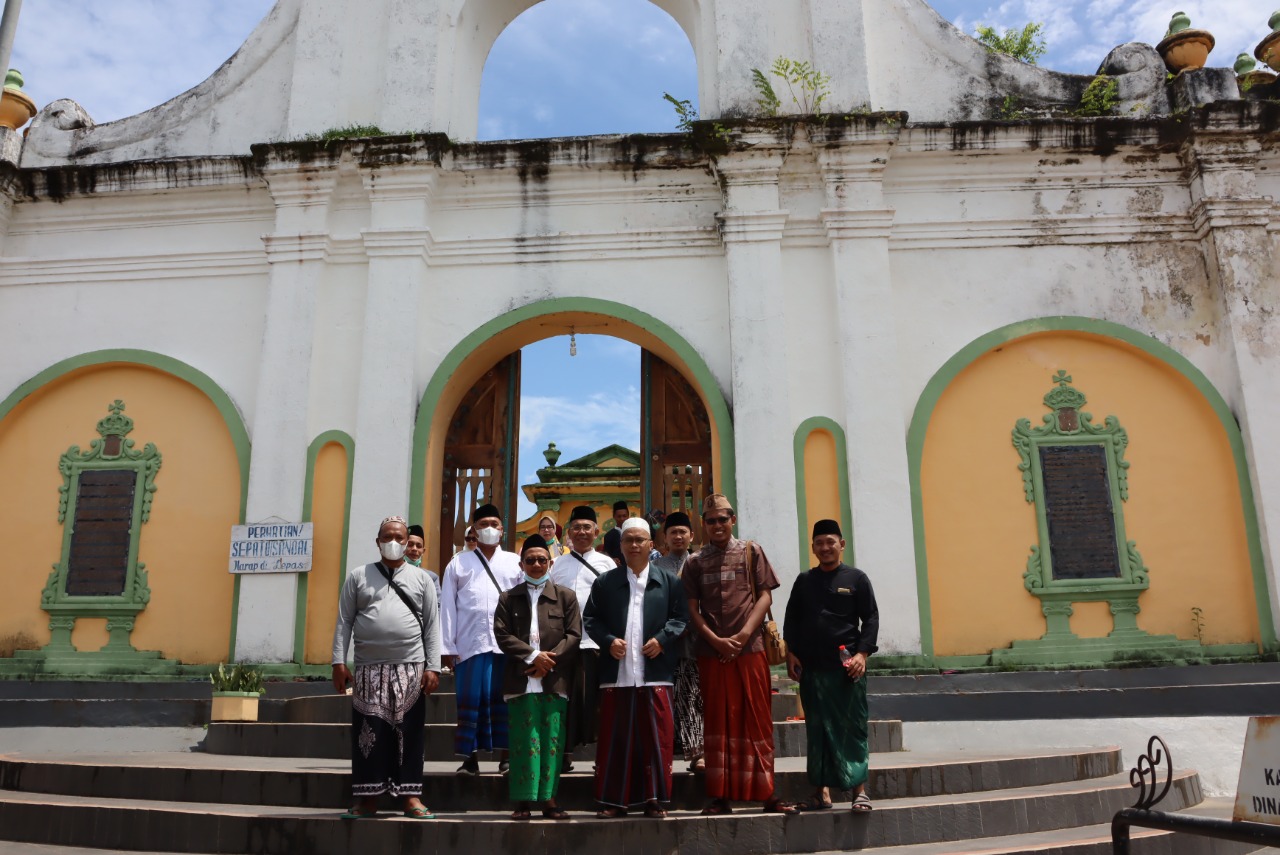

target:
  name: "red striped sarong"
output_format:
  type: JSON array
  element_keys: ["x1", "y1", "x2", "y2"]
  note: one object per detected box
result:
[
  {"x1": 593, "y1": 686, "x2": 675, "y2": 807},
  {"x1": 699, "y1": 651, "x2": 775, "y2": 801}
]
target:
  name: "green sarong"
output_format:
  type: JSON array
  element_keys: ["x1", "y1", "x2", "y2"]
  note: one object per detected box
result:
[
  {"x1": 507, "y1": 693, "x2": 568, "y2": 802},
  {"x1": 798, "y1": 668, "x2": 868, "y2": 790}
]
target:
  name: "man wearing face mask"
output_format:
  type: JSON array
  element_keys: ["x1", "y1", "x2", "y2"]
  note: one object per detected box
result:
[
  {"x1": 441, "y1": 503, "x2": 523, "y2": 775},
  {"x1": 331, "y1": 516, "x2": 442, "y2": 819}
]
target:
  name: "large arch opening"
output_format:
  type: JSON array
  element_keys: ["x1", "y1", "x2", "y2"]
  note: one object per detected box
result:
[
  {"x1": 409, "y1": 299, "x2": 733, "y2": 567},
  {"x1": 454, "y1": 0, "x2": 703, "y2": 140}
]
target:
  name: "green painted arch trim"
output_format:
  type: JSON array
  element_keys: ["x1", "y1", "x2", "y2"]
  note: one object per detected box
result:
[
  {"x1": 409, "y1": 297, "x2": 736, "y2": 524},
  {"x1": 294, "y1": 430, "x2": 356, "y2": 664},
  {"x1": 792, "y1": 417, "x2": 855, "y2": 572},
  {"x1": 0, "y1": 348, "x2": 253, "y2": 663},
  {"x1": 906, "y1": 316, "x2": 1277, "y2": 657}
]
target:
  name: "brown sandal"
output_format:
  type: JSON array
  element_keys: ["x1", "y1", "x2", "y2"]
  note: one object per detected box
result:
[
  {"x1": 700, "y1": 799, "x2": 733, "y2": 816},
  {"x1": 595, "y1": 806, "x2": 628, "y2": 818},
  {"x1": 764, "y1": 799, "x2": 799, "y2": 816},
  {"x1": 644, "y1": 802, "x2": 668, "y2": 818},
  {"x1": 542, "y1": 805, "x2": 570, "y2": 820}
]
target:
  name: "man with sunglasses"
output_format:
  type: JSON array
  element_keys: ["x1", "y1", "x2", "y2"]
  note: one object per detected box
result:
[{"x1": 682, "y1": 494, "x2": 796, "y2": 816}]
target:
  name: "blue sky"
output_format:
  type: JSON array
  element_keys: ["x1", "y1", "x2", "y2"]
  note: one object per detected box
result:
[{"x1": 9, "y1": 0, "x2": 1263, "y2": 519}]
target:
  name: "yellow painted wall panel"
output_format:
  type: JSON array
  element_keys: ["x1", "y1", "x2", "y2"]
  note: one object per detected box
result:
[
  {"x1": 923, "y1": 332, "x2": 1258, "y2": 656},
  {"x1": 305, "y1": 442, "x2": 348, "y2": 664},
  {"x1": 0, "y1": 364, "x2": 241, "y2": 664},
  {"x1": 1070, "y1": 601, "x2": 1113, "y2": 639},
  {"x1": 803, "y1": 428, "x2": 842, "y2": 555}
]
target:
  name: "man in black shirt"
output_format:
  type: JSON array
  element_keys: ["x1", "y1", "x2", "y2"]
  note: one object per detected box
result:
[{"x1": 782, "y1": 519, "x2": 879, "y2": 812}]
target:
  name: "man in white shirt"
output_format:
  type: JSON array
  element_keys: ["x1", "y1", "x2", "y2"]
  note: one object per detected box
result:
[
  {"x1": 550, "y1": 505, "x2": 614, "y2": 771},
  {"x1": 440, "y1": 502, "x2": 522, "y2": 775},
  {"x1": 583, "y1": 517, "x2": 688, "y2": 818}
]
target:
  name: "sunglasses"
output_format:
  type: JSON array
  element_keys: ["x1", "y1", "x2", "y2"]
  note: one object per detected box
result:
[
  {"x1": 522, "y1": 556, "x2": 550, "y2": 566},
  {"x1": 704, "y1": 516, "x2": 732, "y2": 525}
]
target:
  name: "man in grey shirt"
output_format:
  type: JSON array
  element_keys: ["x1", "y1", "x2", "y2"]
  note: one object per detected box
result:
[{"x1": 332, "y1": 515, "x2": 442, "y2": 819}]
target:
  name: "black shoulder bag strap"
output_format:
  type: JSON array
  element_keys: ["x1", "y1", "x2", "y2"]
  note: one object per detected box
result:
[
  {"x1": 375, "y1": 562, "x2": 424, "y2": 634},
  {"x1": 474, "y1": 549, "x2": 504, "y2": 594},
  {"x1": 569, "y1": 551, "x2": 600, "y2": 578}
]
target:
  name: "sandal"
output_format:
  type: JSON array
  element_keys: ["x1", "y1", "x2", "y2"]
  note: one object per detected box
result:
[
  {"x1": 689, "y1": 757, "x2": 706, "y2": 774},
  {"x1": 643, "y1": 803, "x2": 668, "y2": 819},
  {"x1": 764, "y1": 799, "x2": 800, "y2": 816},
  {"x1": 340, "y1": 807, "x2": 377, "y2": 820},
  {"x1": 795, "y1": 796, "x2": 832, "y2": 812},
  {"x1": 852, "y1": 792, "x2": 873, "y2": 812},
  {"x1": 595, "y1": 807, "x2": 628, "y2": 818},
  {"x1": 541, "y1": 806, "x2": 570, "y2": 820},
  {"x1": 700, "y1": 799, "x2": 733, "y2": 816},
  {"x1": 402, "y1": 806, "x2": 435, "y2": 819},
  {"x1": 510, "y1": 809, "x2": 532, "y2": 820}
]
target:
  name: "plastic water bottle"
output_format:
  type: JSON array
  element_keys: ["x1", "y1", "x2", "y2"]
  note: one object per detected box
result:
[{"x1": 839, "y1": 645, "x2": 857, "y2": 678}]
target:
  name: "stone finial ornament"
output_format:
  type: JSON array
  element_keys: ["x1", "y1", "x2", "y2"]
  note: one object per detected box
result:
[
  {"x1": 1236, "y1": 53, "x2": 1258, "y2": 75},
  {"x1": 1258, "y1": 12, "x2": 1280, "y2": 68},
  {"x1": 1156, "y1": 15, "x2": 1214, "y2": 74},
  {"x1": 1166, "y1": 12, "x2": 1191, "y2": 36},
  {"x1": 0, "y1": 68, "x2": 36, "y2": 131},
  {"x1": 542, "y1": 442, "x2": 561, "y2": 467}
]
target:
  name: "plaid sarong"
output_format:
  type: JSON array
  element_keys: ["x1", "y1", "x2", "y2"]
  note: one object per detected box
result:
[{"x1": 453, "y1": 651, "x2": 508, "y2": 756}]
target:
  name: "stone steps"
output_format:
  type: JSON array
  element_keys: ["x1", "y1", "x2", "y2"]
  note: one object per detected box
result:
[
  {"x1": 0, "y1": 747, "x2": 1118, "y2": 811},
  {"x1": 0, "y1": 768, "x2": 1208, "y2": 854},
  {"x1": 202, "y1": 717, "x2": 904, "y2": 759}
]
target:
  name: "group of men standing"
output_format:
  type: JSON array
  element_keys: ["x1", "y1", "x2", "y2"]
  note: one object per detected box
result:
[{"x1": 331, "y1": 494, "x2": 879, "y2": 820}]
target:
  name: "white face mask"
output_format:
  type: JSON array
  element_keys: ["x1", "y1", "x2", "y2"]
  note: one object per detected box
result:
[
  {"x1": 476, "y1": 527, "x2": 501, "y2": 546},
  {"x1": 380, "y1": 540, "x2": 407, "y2": 561}
]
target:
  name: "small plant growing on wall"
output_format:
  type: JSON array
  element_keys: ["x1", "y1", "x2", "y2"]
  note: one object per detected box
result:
[
  {"x1": 1191, "y1": 607, "x2": 1205, "y2": 644},
  {"x1": 751, "y1": 58, "x2": 831, "y2": 117},
  {"x1": 1076, "y1": 75, "x2": 1119, "y2": 117},
  {"x1": 976, "y1": 22, "x2": 1047, "y2": 65},
  {"x1": 663, "y1": 92, "x2": 697, "y2": 132}
]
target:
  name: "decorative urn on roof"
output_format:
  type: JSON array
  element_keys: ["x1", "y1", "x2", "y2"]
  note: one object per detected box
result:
[
  {"x1": 1156, "y1": 12, "x2": 1215, "y2": 74},
  {"x1": 0, "y1": 69, "x2": 36, "y2": 131},
  {"x1": 1236, "y1": 52, "x2": 1277, "y2": 92},
  {"x1": 1255, "y1": 11, "x2": 1280, "y2": 70}
]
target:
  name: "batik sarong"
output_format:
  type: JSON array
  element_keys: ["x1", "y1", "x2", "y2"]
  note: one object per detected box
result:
[
  {"x1": 593, "y1": 686, "x2": 675, "y2": 808},
  {"x1": 507, "y1": 693, "x2": 568, "y2": 802},
  {"x1": 799, "y1": 668, "x2": 869, "y2": 791},
  {"x1": 673, "y1": 656, "x2": 704, "y2": 761},
  {"x1": 564, "y1": 648, "x2": 600, "y2": 751},
  {"x1": 698, "y1": 651, "x2": 775, "y2": 802},
  {"x1": 453, "y1": 651, "x2": 508, "y2": 756},
  {"x1": 351, "y1": 662, "x2": 426, "y2": 798}
]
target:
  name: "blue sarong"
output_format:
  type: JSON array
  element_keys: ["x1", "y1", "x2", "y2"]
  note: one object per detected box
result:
[{"x1": 453, "y1": 651, "x2": 508, "y2": 756}]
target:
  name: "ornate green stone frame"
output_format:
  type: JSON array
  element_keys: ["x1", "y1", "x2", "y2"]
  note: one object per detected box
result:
[
  {"x1": 1012, "y1": 372, "x2": 1150, "y2": 643},
  {"x1": 41, "y1": 400, "x2": 161, "y2": 658}
]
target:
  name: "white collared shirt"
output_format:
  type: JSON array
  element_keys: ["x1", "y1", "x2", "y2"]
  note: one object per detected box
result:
[
  {"x1": 440, "y1": 547, "x2": 522, "y2": 662},
  {"x1": 603, "y1": 565, "x2": 672, "y2": 689},
  {"x1": 551, "y1": 548, "x2": 613, "y2": 651}
]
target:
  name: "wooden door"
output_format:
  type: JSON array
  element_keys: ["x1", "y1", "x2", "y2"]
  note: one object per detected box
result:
[
  {"x1": 641, "y1": 350, "x2": 713, "y2": 547},
  {"x1": 438, "y1": 353, "x2": 521, "y2": 569}
]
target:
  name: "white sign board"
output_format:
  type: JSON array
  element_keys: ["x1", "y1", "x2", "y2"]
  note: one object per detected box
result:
[
  {"x1": 1233, "y1": 716, "x2": 1280, "y2": 824},
  {"x1": 228, "y1": 523, "x2": 313, "y2": 574}
]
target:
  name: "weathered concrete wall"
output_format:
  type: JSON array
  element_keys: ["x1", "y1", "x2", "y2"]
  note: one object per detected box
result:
[{"x1": 1, "y1": 106, "x2": 1276, "y2": 663}]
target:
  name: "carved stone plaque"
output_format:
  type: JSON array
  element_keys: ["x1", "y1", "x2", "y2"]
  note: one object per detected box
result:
[
  {"x1": 1038, "y1": 444, "x2": 1122, "y2": 580},
  {"x1": 65, "y1": 469, "x2": 136, "y2": 596}
]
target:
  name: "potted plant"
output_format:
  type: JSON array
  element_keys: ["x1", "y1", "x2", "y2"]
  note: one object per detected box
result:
[
  {"x1": 1156, "y1": 12, "x2": 1215, "y2": 74},
  {"x1": 209, "y1": 662, "x2": 265, "y2": 722},
  {"x1": 1255, "y1": 11, "x2": 1280, "y2": 70},
  {"x1": 0, "y1": 69, "x2": 36, "y2": 132}
]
